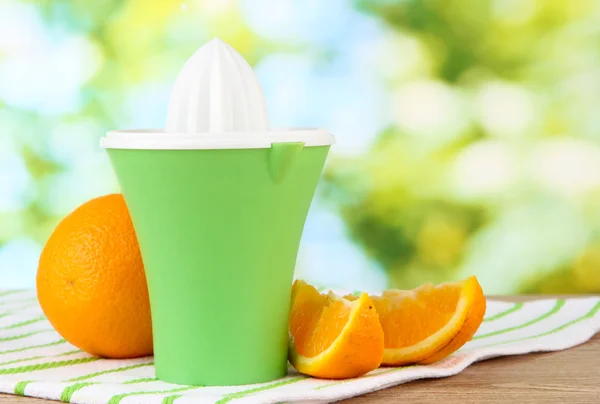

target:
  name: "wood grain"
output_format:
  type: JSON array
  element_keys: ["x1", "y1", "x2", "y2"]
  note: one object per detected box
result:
[{"x1": 0, "y1": 296, "x2": 598, "y2": 403}]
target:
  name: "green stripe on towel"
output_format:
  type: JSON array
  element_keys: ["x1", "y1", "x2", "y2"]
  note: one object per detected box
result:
[
  {"x1": 67, "y1": 362, "x2": 154, "y2": 382},
  {"x1": 0, "y1": 339, "x2": 66, "y2": 355},
  {"x1": 473, "y1": 300, "x2": 565, "y2": 340},
  {"x1": 108, "y1": 385, "x2": 199, "y2": 404},
  {"x1": 484, "y1": 302, "x2": 524, "y2": 322},
  {"x1": 216, "y1": 376, "x2": 306, "y2": 404},
  {"x1": 0, "y1": 316, "x2": 46, "y2": 331}
]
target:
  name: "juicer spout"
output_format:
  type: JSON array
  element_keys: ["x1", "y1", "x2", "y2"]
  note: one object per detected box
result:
[{"x1": 269, "y1": 142, "x2": 305, "y2": 183}]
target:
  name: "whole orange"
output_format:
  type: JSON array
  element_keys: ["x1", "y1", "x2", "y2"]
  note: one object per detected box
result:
[{"x1": 37, "y1": 193, "x2": 153, "y2": 358}]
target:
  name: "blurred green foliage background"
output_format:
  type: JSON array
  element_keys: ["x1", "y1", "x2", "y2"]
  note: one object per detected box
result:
[{"x1": 1, "y1": 0, "x2": 600, "y2": 294}]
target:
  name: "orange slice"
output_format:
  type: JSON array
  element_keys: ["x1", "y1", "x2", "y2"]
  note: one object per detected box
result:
[
  {"x1": 347, "y1": 276, "x2": 485, "y2": 366},
  {"x1": 288, "y1": 280, "x2": 384, "y2": 379}
]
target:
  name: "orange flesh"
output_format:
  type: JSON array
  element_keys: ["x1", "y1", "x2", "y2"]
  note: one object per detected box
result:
[
  {"x1": 289, "y1": 280, "x2": 384, "y2": 379},
  {"x1": 374, "y1": 284, "x2": 461, "y2": 348},
  {"x1": 290, "y1": 285, "x2": 351, "y2": 357},
  {"x1": 289, "y1": 277, "x2": 484, "y2": 375},
  {"x1": 345, "y1": 277, "x2": 485, "y2": 366}
]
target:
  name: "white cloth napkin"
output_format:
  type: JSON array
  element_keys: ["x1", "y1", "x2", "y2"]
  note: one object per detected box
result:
[{"x1": 0, "y1": 289, "x2": 598, "y2": 404}]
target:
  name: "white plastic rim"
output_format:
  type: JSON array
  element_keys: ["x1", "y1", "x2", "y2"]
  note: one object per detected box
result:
[{"x1": 100, "y1": 128, "x2": 335, "y2": 150}]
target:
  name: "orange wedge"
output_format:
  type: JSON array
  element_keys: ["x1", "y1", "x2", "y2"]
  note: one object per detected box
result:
[
  {"x1": 288, "y1": 280, "x2": 384, "y2": 379},
  {"x1": 346, "y1": 276, "x2": 485, "y2": 366}
]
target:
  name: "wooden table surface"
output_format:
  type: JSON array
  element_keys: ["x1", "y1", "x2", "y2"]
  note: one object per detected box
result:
[{"x1": 1, "y1": 295, "x2": 598, "y2": 404}]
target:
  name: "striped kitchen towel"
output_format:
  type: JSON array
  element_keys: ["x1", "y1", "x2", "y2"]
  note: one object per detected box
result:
[{"x1": 0, "y1": 289, "x2": 598, "y2": 404}]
